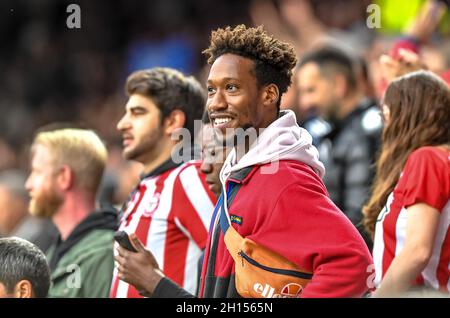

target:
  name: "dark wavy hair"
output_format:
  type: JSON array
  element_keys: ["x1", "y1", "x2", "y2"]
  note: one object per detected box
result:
[
  {"x1": 125, "y1": 67, "x2": 205, "y2": 141},
  {"x1": 203, "y1": 24, "x2": 297, "y2": 108},
  {"x1": 363, "y1": 71, "x2": 450, "y2": 236}
]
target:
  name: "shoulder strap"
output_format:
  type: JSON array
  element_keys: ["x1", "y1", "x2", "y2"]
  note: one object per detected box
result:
[{"x1": 218, "y1": 182, "x2": 245, "y2": 261}]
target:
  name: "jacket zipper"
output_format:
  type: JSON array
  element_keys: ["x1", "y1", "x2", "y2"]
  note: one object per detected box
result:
[{"x1": 238, "y1": 251, "x2": 313, "y2": 280}]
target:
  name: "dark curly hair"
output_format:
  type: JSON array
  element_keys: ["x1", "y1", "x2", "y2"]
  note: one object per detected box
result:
[{"x1": 203, "y1": 25, "x2": 297, "y2": 108}]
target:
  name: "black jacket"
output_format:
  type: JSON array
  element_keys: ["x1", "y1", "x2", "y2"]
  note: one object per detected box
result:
[{"x1": 312, "y1": 99, "x2": 381, "y2": 245}]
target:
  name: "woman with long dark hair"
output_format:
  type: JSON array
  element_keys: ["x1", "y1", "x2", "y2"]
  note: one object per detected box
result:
[{"x1": 363, "y1": 70, "x2": 450, "y2": 297}]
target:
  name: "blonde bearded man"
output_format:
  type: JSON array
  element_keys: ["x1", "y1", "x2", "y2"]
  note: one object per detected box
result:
[{"x1": 25, "y1": 128, "x2": 118, "y2": 298}]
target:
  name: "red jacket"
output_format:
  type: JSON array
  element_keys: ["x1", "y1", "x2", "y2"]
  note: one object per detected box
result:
[{"x1": 199, "y1": 160, "x2": 373, "y2": 298}]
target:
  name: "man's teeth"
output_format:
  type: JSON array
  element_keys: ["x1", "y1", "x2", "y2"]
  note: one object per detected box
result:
[{"x1": 214, "y1": 118, "x2": 232, "y2": 125}]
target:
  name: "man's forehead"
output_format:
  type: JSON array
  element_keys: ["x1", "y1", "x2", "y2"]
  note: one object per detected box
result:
[
  {"x1": 31, "y1": 144, "x2": 55, "y2": 166},
  {"x1": 207, "y1": 54, "x2": 254, "y2": 81},
  {"x1": 201, "y1": 125, "x2": 219, "y2": 143},
  {"x1": 298, "y1": 64, "x2": 328, "y2": 86},
  {"x1": 125, "y1": 94, "x2": 154, "y2": 109},
  {"x1": 32, "y1": 144, "x2": 49, "y2": 158},
  {"x1": 201, "y1": 127, "x2": 227, "y2": 148},
  {"x1": 201, "y1": 128, "x2": 214, "y2": 143},
  {"x1": 298, "y1": 62, "x2": 321, "y2": 79}
]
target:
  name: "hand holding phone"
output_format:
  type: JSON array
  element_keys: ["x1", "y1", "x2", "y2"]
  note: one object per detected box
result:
[
  {"x1": 114, "y1": 231, "x2": 138, "y2": 252},
  {"x1": 114, "y1": 232, "x2": 164, "y2": 296}
]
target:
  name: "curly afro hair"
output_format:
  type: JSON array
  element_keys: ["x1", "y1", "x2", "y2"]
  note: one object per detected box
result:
[{"x1": 203, "y1": 25, "x2": 297, "y2": 107}]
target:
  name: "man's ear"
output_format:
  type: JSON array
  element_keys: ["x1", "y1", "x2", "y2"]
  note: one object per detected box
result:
[
  {"x1": 262, "y1": 84, "x2": 280, "y2": 108},
  {"x1": 14, "y1": 280, "x2": 33, "y2": 298},
  {"x1": 57, "y1": 165, "x2": 74, "y2": 191},
  {"x1": 163, "y1": 109, "x2": 186, "y2": 136}
]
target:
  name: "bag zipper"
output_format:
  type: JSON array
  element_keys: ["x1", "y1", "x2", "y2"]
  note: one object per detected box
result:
[{"x1": 238, "y1": 251, "x2": 313, "y2": 280}]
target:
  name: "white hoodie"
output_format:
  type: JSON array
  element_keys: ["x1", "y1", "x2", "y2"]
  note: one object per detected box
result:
[{"x1": 219, "y1": 109, "x2": 325, "y2": 187}]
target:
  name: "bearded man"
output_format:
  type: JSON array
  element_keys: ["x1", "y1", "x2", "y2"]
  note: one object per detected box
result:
[{"x1": 25, "y1": 127, "x2": 118, "y2": 297}]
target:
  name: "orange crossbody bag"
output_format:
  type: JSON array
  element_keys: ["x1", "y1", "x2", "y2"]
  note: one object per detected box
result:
[{"x1": 219, "y1": 182, "x2": 313, "y2": 298}]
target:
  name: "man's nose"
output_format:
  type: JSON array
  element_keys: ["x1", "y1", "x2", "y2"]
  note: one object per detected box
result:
[
  {"x1": 299, "y1": 96, "x2": 314, "y2": 113},
  {"x1": 200, "y1": 161, "x2": 213, "y2": 174},
  {"x1": 117, "y1": 114, "x2": 130, "y2": 132},
  {"x1": 25, "y1": 175, "x2": 32, "y2": 192},
  {"x1": 208, "y1": 90, "x2": 227, "y2": 113},
  {"x1": 300, "y1": 93, "x2": 310, "y2": 106}
]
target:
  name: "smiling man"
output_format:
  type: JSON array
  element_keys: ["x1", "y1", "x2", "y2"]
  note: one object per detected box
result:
[
  {"x1": 115, "y1": 25, "x2": 373, "y2": 298},
  {"x1": 110, "y1": 68, "x2": 216, "y2": 298}
]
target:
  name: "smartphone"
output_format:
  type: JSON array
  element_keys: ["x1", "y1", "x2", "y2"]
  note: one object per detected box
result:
[{"x1": 114, "y1": 231, "x2": 138, "y2": 252}]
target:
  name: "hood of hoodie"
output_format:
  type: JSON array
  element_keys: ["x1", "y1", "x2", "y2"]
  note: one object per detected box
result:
[
  {"x1": 48, "y1": 206, "x2": 119, "y2": 271},
  {"x1": 220, "y1": 110, "x2": 325, "y2": 185}
]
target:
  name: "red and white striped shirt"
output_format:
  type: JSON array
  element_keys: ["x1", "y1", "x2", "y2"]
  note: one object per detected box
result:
[
  {"x1": 373, "y1": 146, "x2": 450, "y2": 293},
  {"x1": 110, "y1": 160, "x2": 216, "y2": 298}
]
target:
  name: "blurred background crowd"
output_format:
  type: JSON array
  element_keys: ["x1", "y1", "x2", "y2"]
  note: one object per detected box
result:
[{"x1": 0, "y1": 0, "x2": 449, "y2": 251}]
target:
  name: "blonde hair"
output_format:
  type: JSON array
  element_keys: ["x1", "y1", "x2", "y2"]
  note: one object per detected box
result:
[{"x1": 33, "y1": 128, "x2": 108, "y2": 194}]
